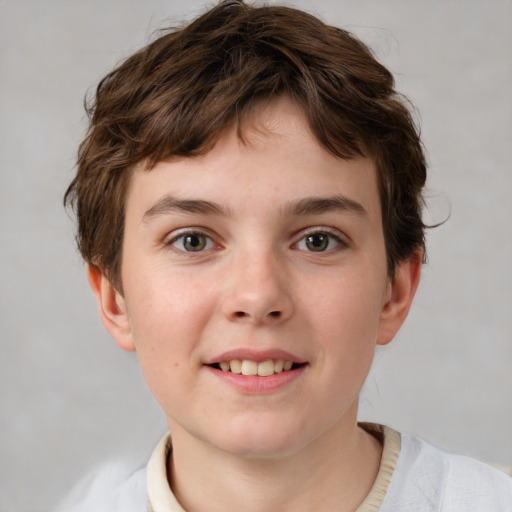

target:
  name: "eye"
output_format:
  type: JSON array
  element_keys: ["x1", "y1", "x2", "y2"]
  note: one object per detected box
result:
[
  {"x1": 295, "y1": 231, "x2": 344, "y2": 252},
  {"x1": 170, "y1": 231, "x2": 215, "y2": 252}
]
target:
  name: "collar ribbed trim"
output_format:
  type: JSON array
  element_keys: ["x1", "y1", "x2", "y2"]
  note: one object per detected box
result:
[
  {"x1": 147, "y1": 433, "x2": 184, "y2": 512},
  {"x1": 355, "y1": 423, "x2": 401, "y2": 512}
]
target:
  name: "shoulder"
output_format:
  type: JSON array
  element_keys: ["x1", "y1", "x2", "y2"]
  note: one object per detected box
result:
[
  {"x1": 441, "y1": 449, "x2": 512, "y2": 510},
  {"x1": 55, "y1": 461, "x2": 148, "y2": 512},
  {"x1": 381, "y1": 432, "x2": 512, "y2": 511}
]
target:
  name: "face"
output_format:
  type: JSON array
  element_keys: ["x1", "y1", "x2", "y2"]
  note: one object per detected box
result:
[{"x1": 91, "y1": 98, "x2": 419, "y2": 460}]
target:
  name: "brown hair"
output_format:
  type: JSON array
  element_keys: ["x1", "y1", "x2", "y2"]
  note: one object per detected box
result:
[{"x1": 65, "y1": 0, "x2": 427, "y2": 289}]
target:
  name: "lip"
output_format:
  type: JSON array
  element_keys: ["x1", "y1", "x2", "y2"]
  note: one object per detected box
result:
[
  {"x1": 205, "y1": 363, "x2": 307, "y2": 394},
  {"x1": 203, "y1": 348, "x2": 307, "y2": 365}
]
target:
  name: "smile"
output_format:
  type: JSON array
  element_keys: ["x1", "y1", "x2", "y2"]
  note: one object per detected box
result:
[{"x1": 210, "y1": 359, "x2": 303, "y2": 376}]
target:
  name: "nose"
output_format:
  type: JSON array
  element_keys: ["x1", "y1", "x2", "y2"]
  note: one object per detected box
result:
[{"x1": 221, "y1": 250, "x2": 294, "y2": 325}]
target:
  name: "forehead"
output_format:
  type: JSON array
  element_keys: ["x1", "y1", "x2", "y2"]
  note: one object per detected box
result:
[{"x1": 125, "y1": 97, "x2": 381, "y2": 222}]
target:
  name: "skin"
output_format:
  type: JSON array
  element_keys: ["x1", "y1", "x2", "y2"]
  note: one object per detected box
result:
[{"x1": 89, "y1": 97, "x2": 421, "y2": 512}]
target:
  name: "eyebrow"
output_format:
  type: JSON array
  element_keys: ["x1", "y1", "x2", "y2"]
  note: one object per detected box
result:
[
  {"x1": 142, "y1": 194, "x2": 368, "y2": 222},
  {"x1": 285, "y1": 195, "x2": 368, "y2": 218},
  {"x1": 143, "y1": 197, "x2": 230, "y2": 221}
]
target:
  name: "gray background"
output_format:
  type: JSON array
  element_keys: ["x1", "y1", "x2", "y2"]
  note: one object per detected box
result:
[{"x1": 1, "y1": 0, "x2": 511, "y2": 510}]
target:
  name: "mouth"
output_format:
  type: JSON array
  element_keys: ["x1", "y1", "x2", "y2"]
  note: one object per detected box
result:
[{"x1": 208, "y1": 359, "x2": 306, "y2": 377}]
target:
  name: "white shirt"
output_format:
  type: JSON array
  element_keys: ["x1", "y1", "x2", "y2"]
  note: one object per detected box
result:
[{"x1": 57, "y1": 425, "x2": 512, "y2": 511}]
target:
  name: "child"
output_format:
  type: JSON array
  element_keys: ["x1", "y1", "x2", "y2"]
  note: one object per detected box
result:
[{"x1": 61, "y1": 1, "x2": 512, "y2": 510}]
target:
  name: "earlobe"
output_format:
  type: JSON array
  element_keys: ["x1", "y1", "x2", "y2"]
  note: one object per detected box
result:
[
  {"x1": 377, "y1": 253, "x2": 422, "y2": 346},
  {"x1": 87, "y1": 266, "x2": 136, "y2": 352}
]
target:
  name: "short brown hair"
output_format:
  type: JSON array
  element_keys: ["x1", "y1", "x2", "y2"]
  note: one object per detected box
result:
[{"x1": 65, "y1": 0, "x2": 427, "y2": 289}]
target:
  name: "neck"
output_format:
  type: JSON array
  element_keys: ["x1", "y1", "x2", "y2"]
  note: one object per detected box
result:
[{"x1": 167, "y1": 412, "x2": 382, "y2": 512}]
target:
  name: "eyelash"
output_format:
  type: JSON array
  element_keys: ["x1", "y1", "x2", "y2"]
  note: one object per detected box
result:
[
  {"x1": 166, "y1": 228, "x2": 347, "y2": 254},
  {"x1": 167, "y1": 230, "x2": 217, "y2": 253},
  {"x1": 293, "y1": 228, "x2": 347, "y2": 253}
]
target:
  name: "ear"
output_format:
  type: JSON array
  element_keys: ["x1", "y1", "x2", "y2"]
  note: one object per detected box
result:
[
  {"x1": 87, "y1": 266, "x2": 136, "y2": 352},
  {"x1": 377, "y1": 253, "x2": 422, "y2": 346}
]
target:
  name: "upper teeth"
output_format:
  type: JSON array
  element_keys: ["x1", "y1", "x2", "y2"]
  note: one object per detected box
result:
[{"x1": 218, "y1": 359, "x2": 294, "y2": 376}]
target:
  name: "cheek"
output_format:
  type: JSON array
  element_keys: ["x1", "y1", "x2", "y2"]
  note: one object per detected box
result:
[
  {"x1": 126, "y1": 261, "x2": 209, "y2": 329},
  {"x1": 122, "y1": 269, "x2": 213, "y2": 374},
  {"x1": 124, "y1": 280, "x2": 203, "y2": 413},
  {"x1": 306, "y1": 271, "x2": 385, "y2": 338},
  {"x1": 303, "y1": 268, "x2": 386, "y2": 381}
]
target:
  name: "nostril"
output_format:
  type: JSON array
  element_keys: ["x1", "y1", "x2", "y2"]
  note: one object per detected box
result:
[{"x1": 231, "y1": 310, "x2": 282, "y2": 320}]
